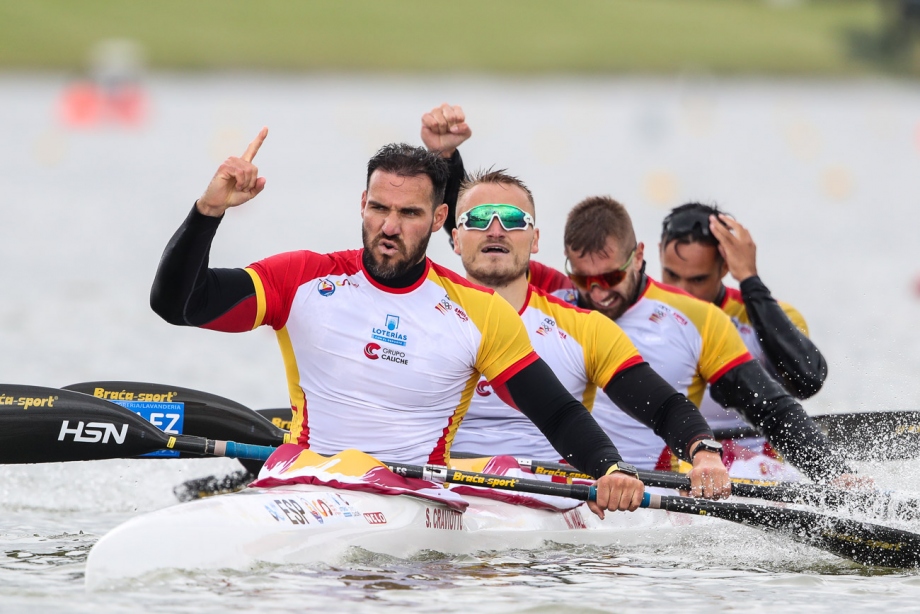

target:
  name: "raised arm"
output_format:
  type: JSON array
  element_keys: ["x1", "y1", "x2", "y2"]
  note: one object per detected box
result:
[
  {"x1": 710, "y1": 214, "x2": 827, "y2": 398},
  {"x1": 150, "y1": 128, "x2": 269, "y2": 330},
  {"x1": 420, "y1": 103, "x2": 469, "y2": 240}
]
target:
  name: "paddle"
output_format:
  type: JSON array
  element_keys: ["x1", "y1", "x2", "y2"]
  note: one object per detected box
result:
[
  {"x1": 9, "y1": 382, "x2": 920, "y2": 568},
  {"x1": 712, "y1": 411, "x2": 920, "y2": 461},
  {"x1": 69, "y1": 381, "x2": 916, "y2": 521},
  {"x1": 386, "y1": 461, "x2": 920, "y2": 569},
  {"x1": 0, "y1": 384, "x2": 274, "y2": 464},
  {"x1": 484, "y1": 455, "x2": 918, "y2": 522}
]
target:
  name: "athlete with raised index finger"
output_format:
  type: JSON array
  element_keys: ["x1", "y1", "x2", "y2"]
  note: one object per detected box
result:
[{"x1": 150, "y1": 128, "x2": 645, "y2": 517}]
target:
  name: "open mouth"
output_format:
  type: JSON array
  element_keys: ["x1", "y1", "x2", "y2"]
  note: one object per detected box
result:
[{"x1": 481, "y1": 245, "x2": 510, "y2": 254}]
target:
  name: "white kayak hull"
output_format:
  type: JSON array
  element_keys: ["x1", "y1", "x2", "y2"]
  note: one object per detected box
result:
[{"x1": 85, "y1": 484, "x2": 701, "y2": 589}]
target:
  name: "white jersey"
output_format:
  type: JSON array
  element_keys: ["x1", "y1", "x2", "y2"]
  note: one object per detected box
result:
[
  {"x1": 247, "y1": 249, "x2": 537, "y2": 465},
  {"x1": 452, "y1": 286, "x2": 642, "y2": 458}
]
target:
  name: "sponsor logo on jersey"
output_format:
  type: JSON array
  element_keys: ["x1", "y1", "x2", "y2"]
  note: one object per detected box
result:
[
  {"x1": 673, "y1": 312, "x2": 688, "y2": 326},
  {"x1": 318, "y1": 279, "x2": 335, "y2": 296},
  {"x1": 435, "y1": 296, "x2": 452, "y2": 315},
  {"x1": 475, "y1": 380, "x2": 492, "y2": 396},
  {"x1": 364, "y1": 343, "x2": 381, "y2": 359},
  {"x1": 453, "y1": 307, "x2": 469, "y2": 322},
  {"x1": 535, "y1": 317, "x2": 556, "y2": 336},
  {"x1": 364, "y1": 343, "x2": 409, "y2": 365},
  {"x1": 649, "y1": 306, "x2": 668, "y2": 324},
  {"x1": 372, "y1": 314, "x2": 408, "y2": 346},
  {"x1": 335, "y1": 278, "x2": 358, "y2": 288},
  {"x1": 58, "y1": 420, "x2": 128, "y2": 444}
]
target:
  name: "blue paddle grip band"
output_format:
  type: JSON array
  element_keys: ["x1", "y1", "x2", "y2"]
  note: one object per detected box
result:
[
  {"x1": 640, "y1": 491, "x2": 651, "y2": 508},
  {"x1": 588, "y1": 485, "x2": 596, "y2": 501},
  {"x1": 225, "y1": 441, "x2": 274, "y2": 461}
]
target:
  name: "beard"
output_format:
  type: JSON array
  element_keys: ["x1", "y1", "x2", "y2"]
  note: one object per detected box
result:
[
  {"x1": 361, "y1": 225, "x2": 431, "y2": 280},
  {"x1": 579, "y1": 267, "x2": 640, "y2": 321},
  {"x1": 462, "y1": 249, "x2": 529, "y2": 289}
]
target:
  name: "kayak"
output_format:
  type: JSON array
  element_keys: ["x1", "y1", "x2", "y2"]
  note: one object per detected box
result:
[{"x1": 84, "y1": 482, "x2": 695, "y2": 590}]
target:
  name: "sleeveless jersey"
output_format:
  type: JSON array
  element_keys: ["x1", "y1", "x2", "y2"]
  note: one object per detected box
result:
[
  {"x1": 246, "y1": 249, "x2": 537, "y2": 465},
  {"x1": 451, "y1": 286, "x2": 643, "y2": 458},
  {"x1": 698, "y1": 286, "x2": 811, "y2": 431}
]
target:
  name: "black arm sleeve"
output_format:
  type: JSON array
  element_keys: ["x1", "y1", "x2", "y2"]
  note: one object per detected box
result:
[
  {"x1": 710, "y1": 360, "x2": 852, "y2": 483},
  {"x1": 441, "y1": 150, "x2": 465, "y2": 243},
  {"x1": 740, "y1": 275, "x2": 827, "y2": 399},
  {"x1": 504, "y1": 358, "x2": 622, "y2": 478},
  {"x1": 603, "y1": 363, "x2": 713, "y2": 461},
  {"x1": 150, "y1": 205, "x2": 256, "y2": 327}
]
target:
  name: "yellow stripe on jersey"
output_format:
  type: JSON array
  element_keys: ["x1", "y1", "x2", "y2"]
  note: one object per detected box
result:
[
  {"x1": 429, "y1": 269, "x2": 535, "y2": 384},
  {"x1": 244, "y1": 267, "x2": 267, "y2": 329},
  {"x1": 275, "y1": 326, "x2": 308, "y2": 444},
  {"x1": 645, "y1": 280, "x2": 751, "y2": 387},
  {"x1": 528, "y1": 291, "x2": 642, "y2": 399},
  {"x1": 722, "y1": 292, "x2": 810, "y2": 337}
]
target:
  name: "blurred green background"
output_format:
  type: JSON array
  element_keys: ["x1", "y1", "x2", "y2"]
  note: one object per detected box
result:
[{"x1": 2, "y1": 0, "x2": 919, "y2": 75}]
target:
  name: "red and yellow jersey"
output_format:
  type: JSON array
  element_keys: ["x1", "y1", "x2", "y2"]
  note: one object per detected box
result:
[
  {"x1": 452, "y1": 285, "x2": 643, "y2": 458},
  {"x1": 528, "y1": 261, "x2": 754, "y2": 469},
  {"x1": 246, "y1": 249, "x2": 537, "y2": 465},
  {"x1": 698, "y1": 286, "x2": 810, "y2": 431},
  {"x1": 719, "y1": 286, "x2": 809, "y2": 362}
]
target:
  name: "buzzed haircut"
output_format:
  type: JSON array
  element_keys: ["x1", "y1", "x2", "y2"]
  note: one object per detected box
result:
[
  {"x1": 458, "y1": 168, "x2": 536, "y2": 214},
  {"x1": 366, "y1": 143, "x2": 450, "y2": 208},
  {"x1": 564, "y1": 196, "x2": 636, "y2": 258}
]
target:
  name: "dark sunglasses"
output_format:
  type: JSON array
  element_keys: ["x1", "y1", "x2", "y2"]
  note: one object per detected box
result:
[
  {"x1": 661, "y1": 208, "x2": 727, "y2": 243},
  {"x1": 565, "y1": 247, "x2": 637, "y2": 291},
  {"x1": 457, "y1": 204, "x2": 535, "y2": 231}
]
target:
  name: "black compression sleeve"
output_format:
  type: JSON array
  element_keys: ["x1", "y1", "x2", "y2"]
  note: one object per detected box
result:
[
  {"x1": 442, "y1": 150, "x2": 465, "y2": 242},
  {"x1": 603, "y1": 363, "x2": 713, "y2": 461},
  {"x1": 504, "y1": 358, "x2": 622, "y2": 478},
  {"x1": 710, "y1": 360, "x2": 852, "y2": 482},
  {"x1": 150, "y1": 205, "x2": 256, "y2": 326},
  {"x1": 739, "y1": 276, "x2": 827, "y2": 399}
]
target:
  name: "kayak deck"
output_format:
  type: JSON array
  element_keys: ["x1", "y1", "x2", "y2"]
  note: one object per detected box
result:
[{"x1": 85, "y1": 483, "x2": 692, "y2": 589}]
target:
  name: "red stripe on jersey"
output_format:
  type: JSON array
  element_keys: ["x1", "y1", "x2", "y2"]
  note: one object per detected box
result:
[
  {"x1": 492, "y1": 382, "x2": 520, "y2": 411},
  {"x1": 530, "y1": 285, "x2": 593, "y2": 314},
  {"x1": 720, "y1": 286, "x2": 744, "y2": 309},
  {"x1": 428, "y1": 414, "x2": 455, "y2": 465},
  {"x1": 296, "y1": 402, "x2": 310, "y2": 448},
  {"x1": 490, "y1": 351, "x2": 540, "y2": 389},
  {"x1": 527, "y1": 260, "x2": 574, "y2": 294},
  {"x1": 708, "y1": 353, "x2": 754, "y2": 384},
  {"x1": 362, "y1": 258, "x2": 431, "y2": 294},
  {"x1": 249, "y1": 249, "x2": 363, "y2": 330},
  {"x1": 200, "y1": 296, "x2": 259, "y2": 332}
]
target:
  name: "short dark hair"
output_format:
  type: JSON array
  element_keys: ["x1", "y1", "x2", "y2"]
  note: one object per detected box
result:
[
  {"x1": 661, "y1": 202, "x2": 728, "y2": 250},
  {"x1": 564, "y1": 196, "x2": 636, "y2": 258},
  {"x1": 366, "y1": 143, "x2": 450, "y2": 208},
  {"x1": 458, "y1": 168, "x2": 535, "y2": 213}
]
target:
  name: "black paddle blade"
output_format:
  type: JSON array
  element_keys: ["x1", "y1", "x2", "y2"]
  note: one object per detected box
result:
[
  {"x1": 0, "y1": 385, "x2": 171, "y2": 463},
  {"x1": 63, "y1": 382, "x2": 287, "y2": 447},
  {"x1": 256, "y1": 407, "x2": 293, "y2": 432},
  {"x1": 659, "y1": 496, "x2": 920, "y2": 568}
]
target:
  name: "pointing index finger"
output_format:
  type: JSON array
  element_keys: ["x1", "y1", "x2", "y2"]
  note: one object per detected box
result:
[{"x1": 242, "y1": 126, "x2": 269, "y2": 162}]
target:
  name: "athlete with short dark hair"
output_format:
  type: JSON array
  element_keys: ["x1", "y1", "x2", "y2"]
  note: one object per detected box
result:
[{"x1": 150, "y1": 128, "x2": 645, "y2": 518}]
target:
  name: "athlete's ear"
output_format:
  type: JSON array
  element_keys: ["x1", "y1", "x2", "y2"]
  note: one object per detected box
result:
[
  {"x1": 360, "y1": 190, "x2": 368, "y2": 218},
  {"x1": 431, "y1": 202, "x2": 448, "y2": 233},
  {"x1": 635, "y1": 242, "x2": 645, "y2": 268},
  {"x1": 531, "y1": 227, "x2": 540, "y2": 255},
  {"x1": 452, "y1": 228, "x2": 461, "y2": 255}
]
